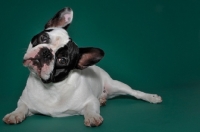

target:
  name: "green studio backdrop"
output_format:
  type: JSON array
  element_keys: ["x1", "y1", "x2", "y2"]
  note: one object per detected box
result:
[{"x1": 0, "y1": 0, "x2": 200, "y2": 132}]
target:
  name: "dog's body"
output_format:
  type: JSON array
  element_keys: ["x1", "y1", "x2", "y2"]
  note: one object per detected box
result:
[{"x1": 3, "y1": 7, "x2": 162, "y2": 127}]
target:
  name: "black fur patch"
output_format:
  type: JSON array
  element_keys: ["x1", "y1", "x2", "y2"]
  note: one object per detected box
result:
[
  {"x1": 31, "y1": 30, "x2": 52, "y2": 47},
  {"x1": 42, "y1": 40, "x2": 79, "y2": 83}
]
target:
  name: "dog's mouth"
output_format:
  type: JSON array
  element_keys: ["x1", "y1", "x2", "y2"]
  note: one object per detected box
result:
[
  {"x1": 23, "y1": 57, "x2": 45, "y2": 72},
  {"x1": 23, "y1": 57, "x2": 55, "y2": 82},
  {"x1": 23, "y1": 58, "x2": 41, "y2": 67},
  {"x1": 23, "y1": 58, "x2": 43, "y2": 76}
]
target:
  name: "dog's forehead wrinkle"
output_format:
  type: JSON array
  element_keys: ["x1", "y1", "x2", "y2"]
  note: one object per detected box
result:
[{"x1": 46, "y1": 27, "x2": 68, "y2": 34}]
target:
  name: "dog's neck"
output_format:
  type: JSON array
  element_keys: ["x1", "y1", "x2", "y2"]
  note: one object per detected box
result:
[{"x1": 28, "y1": 69, "x2": 79, "y2": 89}]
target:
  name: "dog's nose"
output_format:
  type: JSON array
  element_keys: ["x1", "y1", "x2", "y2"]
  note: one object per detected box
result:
[{"x1": 40, "y1": 48, "x2": 53, "y2": 60}]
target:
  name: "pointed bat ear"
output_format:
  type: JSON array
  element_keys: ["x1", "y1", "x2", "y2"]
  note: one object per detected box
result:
[
  {"x1": 44, "y1": 7, "x2": 73, "y2": 30},
  {"x1": 76, "y1": 48, "x2": 105, "y2": 70}
]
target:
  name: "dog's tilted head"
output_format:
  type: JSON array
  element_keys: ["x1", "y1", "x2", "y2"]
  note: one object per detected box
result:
[{"x1": 23, "y1": 7, "x2": 104, "y2": 83}]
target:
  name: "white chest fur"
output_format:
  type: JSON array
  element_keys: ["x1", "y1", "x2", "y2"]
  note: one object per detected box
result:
[{"x1": 20, "y1": 66, "x2": 105, "y2": 117}]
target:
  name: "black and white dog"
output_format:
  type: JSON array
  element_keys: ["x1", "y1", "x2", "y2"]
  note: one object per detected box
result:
[{"x1": 3, "y1": 7, "x2": 162, "y2": 127}]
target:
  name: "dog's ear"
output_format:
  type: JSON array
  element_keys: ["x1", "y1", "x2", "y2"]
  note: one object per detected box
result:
[
  {"x1": 45, "y1": 7, "x2": 73, "y2": 30},
  {"x1": 76, "y1": 48, "x2": 105, "y2": 70}
]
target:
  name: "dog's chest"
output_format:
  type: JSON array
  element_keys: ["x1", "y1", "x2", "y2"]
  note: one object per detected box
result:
[
  {"x1": 21, "y1": 66, "x2": 105, "y2": 117},
  {"x1": 22, "y1": 75, "x2": 85, "y2": 116}
]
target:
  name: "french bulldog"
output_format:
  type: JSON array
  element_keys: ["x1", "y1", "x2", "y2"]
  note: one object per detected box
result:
[{"x1": 3, "y1": 7, "x2": 162, "y2": 127}]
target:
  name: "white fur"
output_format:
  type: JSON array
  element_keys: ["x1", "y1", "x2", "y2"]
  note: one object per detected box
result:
[{"x1": 3, "y1": 64, "x2": 162, "y2": 126}]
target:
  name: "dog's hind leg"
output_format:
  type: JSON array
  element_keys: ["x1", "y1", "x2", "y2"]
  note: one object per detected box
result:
[
  {"x1": 99, "y1": 88, "x2": 107, "y2": 106},
  {"x1": 3, "y1": 100, "x2": 29, "y2": 124},
  {"x1": 104, "y1": 78, "x2": 162, "y2": 104}
]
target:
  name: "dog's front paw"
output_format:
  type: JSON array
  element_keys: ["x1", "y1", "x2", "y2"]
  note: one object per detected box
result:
[
  {"x1": 3, "y1": 112, "x2": 25, "y2": 124},
  {"x1": 146, "y1": 94, "x2": 162, "y2": 104},
  {"x1": 84, "y1": 113, "x2": 103, "y2": 127}
]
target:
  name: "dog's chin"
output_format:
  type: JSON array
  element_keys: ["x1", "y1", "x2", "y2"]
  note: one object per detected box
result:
[{"x1": 23, "y1": 59, "x2": 54, "y2": 82}]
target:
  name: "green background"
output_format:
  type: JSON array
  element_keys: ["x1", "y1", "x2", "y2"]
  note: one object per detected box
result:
[{"x1": 1, "y1": 0, "x2": 200, "y2": 131}]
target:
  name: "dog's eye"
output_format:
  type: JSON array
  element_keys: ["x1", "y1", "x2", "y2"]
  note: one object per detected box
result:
[
  {"x1": 58, "y1": 57, "x2": 68, "y2": 65},
  {"x1": 41, "y1": 34, "x2": 49, "y2": 43}
]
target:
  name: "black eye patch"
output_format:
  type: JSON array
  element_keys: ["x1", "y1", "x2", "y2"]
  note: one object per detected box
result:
[
  {"x1": 55, "y1": 46, "x2": 70, "y2": 68},
  {"x1": 31, "y1": 30, "x2": 52, "y2": 47},
  {"x1": 43, "y1": 40, "x2": 79, "y2": 83}
]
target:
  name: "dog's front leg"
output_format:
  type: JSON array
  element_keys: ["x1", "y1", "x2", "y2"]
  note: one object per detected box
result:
[
  {"x1": 3, "y1": 100, "x2": 29, "y2": 124},
  {"x1": 82, "y1": 98, "x2": 103, "y2": 127}
]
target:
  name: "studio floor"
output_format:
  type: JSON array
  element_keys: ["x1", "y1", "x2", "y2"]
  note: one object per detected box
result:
[{"x1": 1, "y1": 83, "x2": 200, "y2": 132}]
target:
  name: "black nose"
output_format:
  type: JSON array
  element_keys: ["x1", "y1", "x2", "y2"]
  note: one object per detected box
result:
[{"x1": 40, "y1": 47, "x2": 53, "y2": 60}]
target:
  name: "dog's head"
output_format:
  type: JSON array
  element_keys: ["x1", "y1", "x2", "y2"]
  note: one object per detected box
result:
[{"x1": 23, "y1": 7, "x2": 104, "y2": 83}]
